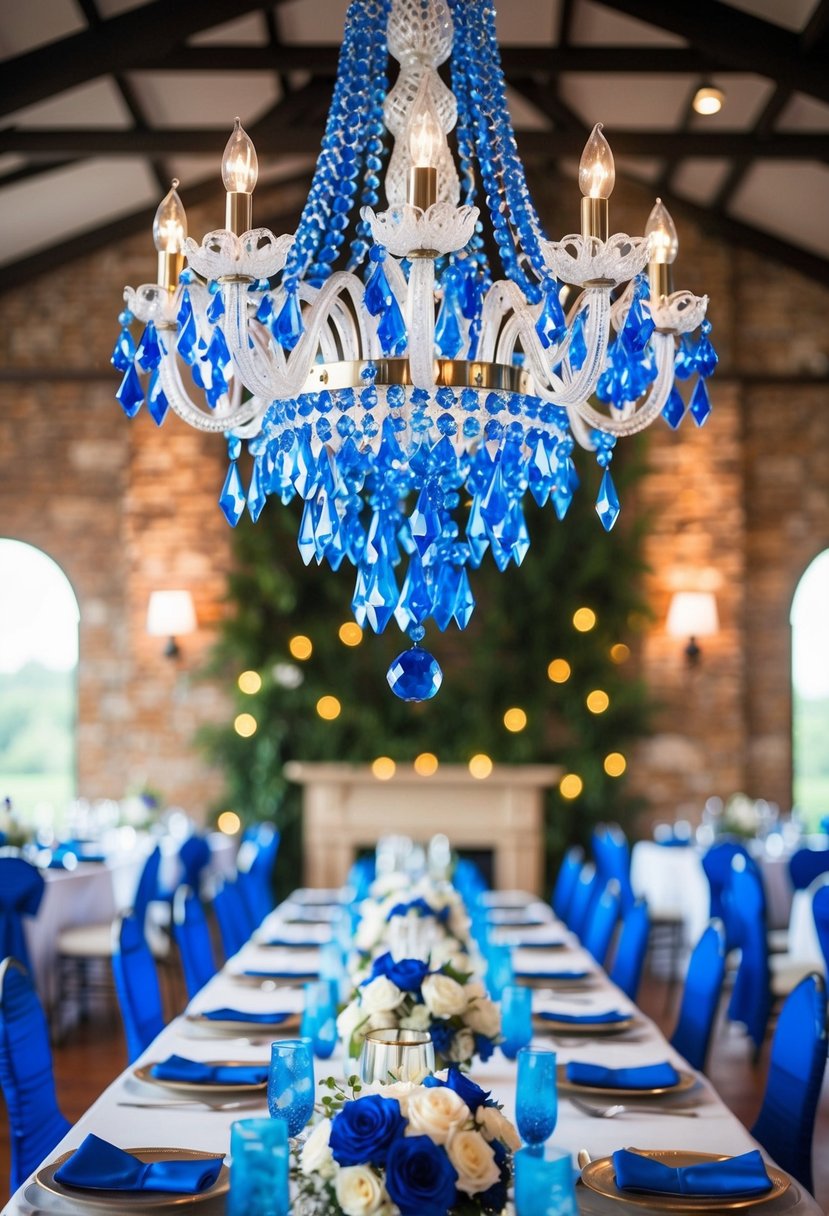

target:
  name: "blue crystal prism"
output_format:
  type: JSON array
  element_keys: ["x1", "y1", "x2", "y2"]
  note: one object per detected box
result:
[
  {"x1": 386, "y1": 647, "x2": 443, "y2": 702},
  {"x1": 136, "y1": 322, "x2": 162, "y2": 371},
  {"x1": 146, "y1": 369, "x2": 169, "y2": 425},
  {"x1": 364, "y1": 259, "x2": 393, "y2": 315},
  {"x1": 274, "y1": 291, "x2": 304, "y2": 350},
  {"x1": 662, "y1": 387, "x2": 685, "y2": 430},
  {"x1": 116, "y1": 364, "x2": 144, "y2": 417},
  {"x1": 111, "y1": 326, "x2": 135, "y2": 372},
  {"x1": 219, "y1": 461, "x2": 246, "y2": 527},
  {"x1": 595, "y1": 468, "x2": 621, "y2": 531},
  {"x1": 689, "y1": 378, "x2": 712, "y2": 426},
  {"x1": 247, "y1": 457, "x2": 267, "y2": 523},
  {"x1": 535, "y1": 282, "x2": 567, "y2": 349},
  {"x1": 376, "y1": 292, "x2": 407, "y2": 355}
]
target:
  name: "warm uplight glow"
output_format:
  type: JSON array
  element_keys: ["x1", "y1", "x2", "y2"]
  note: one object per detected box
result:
[
  {"x1": 217, "y1": 810, "x2": 241, "y2": 834},
  {"x1": 692, "y1": 85, "x2": 725, "y2": 116},
  {"x1": 610, "y1": 643, "x2": 630, "y2": 664},
  {"x1": 604, "y1": 752, "x2": 627, "y2": 777},
  {"x1": 222, "y1": 118, "x2": 258, "y2": 193},
  {"x1": 547, "y1": 658, "x2": 572, "y2": 683},
  {"x1": 414, "y1": 752, "x2": 439, "y2": 776},
  {"x1": 578, "y1": 123, "x2": 615, "y2": 199},
  {"x1": 503, "y1": 707, "x2": 527, "y2": 733},
  {"x1": 646, "y1": 198, "x2": 679, "y2": 265},
  {"x1": 146, "y1": 590, "x2": 196, "y2": 639},
  {"x1": 469, "y1": 753, "x2": 493, "y2": 779},
  {"x1": 316, "y1": 695, "x2": 342, "y2": 720},
  {"x1": 152, "y1": 180, "x2": 187, "y2": 253},
  {"x1": 338, "y1": 622, "x2": 363, "y2": 647},
  {"x1": 573, "y1": 607, "x2": 596, "y2": 632},
  {"x1": 238, "y1": 670, "x2": 262, "y2": 694},
  {"x1": 586, "y1": 689, "x2": 610, "y2": 714},
  {"x1": 372, "y1": 756, "x2": 397, "y2": 780},
  {"x1": 666, "y1": 592, "x2": 719, "y2": 639},
  {"x1": 560, "y1": 773, "x2": 583, "y2": 800},
  {"x1": 289, "y1": 635, "x2": 313, "y2": 660},
  {"x1": 234, "y1": 712, "x2": 257, "y2": 737}
]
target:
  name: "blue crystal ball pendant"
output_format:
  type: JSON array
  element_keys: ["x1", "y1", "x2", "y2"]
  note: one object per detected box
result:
[{"x1": 386, "y1": 647, "x2": 443, "y2": 702}]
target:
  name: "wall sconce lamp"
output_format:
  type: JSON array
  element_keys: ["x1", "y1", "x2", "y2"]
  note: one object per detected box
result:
[
  {"x1": 667, "y1": 591, "x2": 719, "y2": 666},
  {"x1": 146, "y1": 590, "x2": 197, "y2": 659}
]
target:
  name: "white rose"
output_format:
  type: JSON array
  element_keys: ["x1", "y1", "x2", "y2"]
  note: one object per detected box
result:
[
  {"x1": 476, "y1": 1105, "x2": 521, "y2": 1151},
  {"x1": 337, "y1": 1000, "x2": 368, "y2": 1042},
  {"x1": 300, "y1": 1118, "x2": 336, "y2": 1178},
  {"x1": 360, "y1": 976, "x2": 405, "y2": 1016},
  {"x1": 428, "y1": 939, "x2": 467, "y2": 972},
  {"x1": 464, "y1": 980, "x2": 486, "y2": 1000},
  {"x1": 422, "y1": 973, "x2": 469, "y2": 1018},
  {"x1": 447, "y1": 1027, "x2": 476, "y2": 1063},
  {"x1": 447, "y1": 1129, "x2": 501, "y2": 1195},
  {"x1": 334, "y1": 1164, "x2": 386, "y2": 1216},
  {"x1": 404, "y1": 1085, "x2": 471, "y2": 1144},
  {"x1": 399, "y1": 1003, "x2": 432, "y2": 1032},
  {"x1": 464, "y1": 995, "x2": 501, "y2": 1039},
  {"x1": 361, "y1": 1078, "x2": 417, "y2": 1115}
]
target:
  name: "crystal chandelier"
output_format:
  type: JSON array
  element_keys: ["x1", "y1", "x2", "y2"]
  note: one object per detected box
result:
[{"x1": 113, "y1": 0, "x2": 717, "y2": 702}]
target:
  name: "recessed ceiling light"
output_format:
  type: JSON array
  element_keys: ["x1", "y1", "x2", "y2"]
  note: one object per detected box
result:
[{"x1": 693, "y1": 85, "x2": 725, "y2": 116}]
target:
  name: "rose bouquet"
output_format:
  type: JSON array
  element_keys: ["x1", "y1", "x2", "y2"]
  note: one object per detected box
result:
[
  {"x1": 337, "y1": 953, "x2": 500, "y2": 1069},
  {"x1": 354, "y1": 879, "x2": 472, "y2": 965},
  {"x1": 295, "y1": 1068, "x2": 519, "y2": 1216}
]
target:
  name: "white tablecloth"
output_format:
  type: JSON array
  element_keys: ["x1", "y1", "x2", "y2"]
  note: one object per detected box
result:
[{"x1": 4, "y1": 892, "x2": 821, "y2": 1216}]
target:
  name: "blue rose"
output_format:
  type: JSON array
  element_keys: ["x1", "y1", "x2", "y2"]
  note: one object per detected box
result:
[
  {"x1": 367, "y1": 951, "x2": 395, "y2": 981},
  {"x1": 329, "y1": 1095, "x2": 406, "y2": 1167},
  {"x1": 428, "y1": 1019, "x2": 455, "y2": 1056},
  {"x1": 475, "y1": 1032, "x2": 495, "y2": 1062},
  {"x1": 385, "y1": 957, "x2": 430, "y2": 992},
  {"x1": 425, "y1": 1065, "x2": 491, "y2": 1112},
  {"x1": 384, "y1": 1134, "x2": 458, "y2": 1216},
  {"x1": 479, "y1": 1139, "x2": 509, "y2": 1211}
]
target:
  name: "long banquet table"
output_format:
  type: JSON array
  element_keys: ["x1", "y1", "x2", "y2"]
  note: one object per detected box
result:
[{"x1": 4, "y1": 888, "x2": 822, "y2": 1216}]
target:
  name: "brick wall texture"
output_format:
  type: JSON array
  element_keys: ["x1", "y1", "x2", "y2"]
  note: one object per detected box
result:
[{"x1": 0, "y1": 173, "x2": 827, "y2": 825}]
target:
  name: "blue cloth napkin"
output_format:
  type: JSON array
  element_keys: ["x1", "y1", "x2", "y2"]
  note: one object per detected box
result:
[
  {"x1": 55, "y1": 1134, "x2": 223, "y2": 1194},
  {"x1": 149, "y1": 1055, "x2": 267, "y2": 1085},
  {"x1": 243, "y1": 968, "x2": 318, "y2": 979},
  {"x1": 516, "y1": 969, "x2": 589, "y2": 980},
  {"x1": 538, "y1": 1008, "x2": 629, "y2": 1025},
  {"x1": 199, "y1": 1007, "x2": 292, "y2": 1024},
  {"x1": 515, "y1": 940, "x2": 566, "y2": 949},
  {"x1": 612, "y1": 1148, "x2": 773, "y2": 1197},
  {"x1": 566, "y1": 1061, "x2": 680, "y2": 1089},
  {"x1": 262, "y1": 938, "x2": 322, "y2": 950}
]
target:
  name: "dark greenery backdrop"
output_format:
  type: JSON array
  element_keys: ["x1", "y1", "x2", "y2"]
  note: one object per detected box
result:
[{"x1": 200, "y1": 448, "x2": 653, "y2": 892}]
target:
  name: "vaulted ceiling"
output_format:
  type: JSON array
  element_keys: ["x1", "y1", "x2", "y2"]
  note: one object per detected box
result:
[{"x1": 1, "y1": 0, "x2": 828, "y2": 295}]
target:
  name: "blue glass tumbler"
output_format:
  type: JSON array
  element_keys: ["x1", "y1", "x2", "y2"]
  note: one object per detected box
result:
[
  {"x1": 301, "y1": 979, "x2": 338, "y2": 1059},
  {"x1": 268, "y1": 1039, "x2": 315, "y2": 1137},
  {"x1": 514, "y1": 1145, "x2": 577, "y2": 1216},
  {"x1": 515, "y1": 1047, "x2": 558, "y2": 1148},
  {"x1": 501, "y1": 984, "x2": 533, "y2": 1059},
  {"x1": 228, "y1": 1118, "x2": 289, "y2": 1216},
  {"x1": 486, "y1": 942, "x2": 514, "y2": 1000}
]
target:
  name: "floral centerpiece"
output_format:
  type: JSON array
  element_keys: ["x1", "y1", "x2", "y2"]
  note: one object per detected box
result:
[
  {"x1": 337, "y1": 953, "x2": 500, "y2": 1069},
  {"x1": 721, "y1": 793, "x2": 762, "y2": 839},
  {"x1": 296, "y1": 1068, "x2": 519, "y2": 1216},
  {"x1": 354, "y1": 878, "x2": 472, "y2": 966}
]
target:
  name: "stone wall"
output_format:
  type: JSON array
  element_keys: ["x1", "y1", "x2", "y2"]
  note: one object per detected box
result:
[{"x1": 0, "y1": 174, "x2": 827, "y2": 825}]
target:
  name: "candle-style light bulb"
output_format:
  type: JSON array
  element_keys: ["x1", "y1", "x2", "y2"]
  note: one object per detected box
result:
[
  {"x1": 153, "y1": 179, "x2": 187, "y2": 291},
  {"x1": 222, "y1": 117, "x2": 258, "y2": 233},
  {"x1": 646, "y1": 197, "x2": 679, "y2": 300},
  {"x1": 579, "y1": 122, "x2": 615, "y2": 200},
  {"x1": 407, "y1": 84, "x2": 442, "y2": 212}
]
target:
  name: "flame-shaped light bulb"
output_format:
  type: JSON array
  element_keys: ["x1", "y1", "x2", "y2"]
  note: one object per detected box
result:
[
  {"x1": 222, "y1": 117, "x2": 258, "y2": 194},
  {"x1": 152, "y1": 179, "x2": 187, "y2": 254},
  {"x1": 578, "y1": 123, "x2": 615, "y2": 200},
  {"x1": 645, "y1": 197, "x2": 679, "y2": 264},
  {"x1": 407, "y1": 85, "x2": 443, "y2": 211}
]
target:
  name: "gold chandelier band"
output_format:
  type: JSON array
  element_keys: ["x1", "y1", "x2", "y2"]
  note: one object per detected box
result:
[{"x1": 303, "y1": 358, "x2": 533, "y2": 394}]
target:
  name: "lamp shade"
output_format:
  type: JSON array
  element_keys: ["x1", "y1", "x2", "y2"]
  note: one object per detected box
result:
[
  {"x1": 666, "y1": 591, "x2": 719, "y2": 639},
  {"x1": 146, "y1": 590, "x2": 196, "y2": 638}
]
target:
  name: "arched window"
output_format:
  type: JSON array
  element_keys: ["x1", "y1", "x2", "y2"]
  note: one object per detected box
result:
[
  {"x1": 791, "y1": 550, "x2": 829, "y2": 831},
  {"x1": 0, "y1": 539, "x2": 79, "y2": 826}
]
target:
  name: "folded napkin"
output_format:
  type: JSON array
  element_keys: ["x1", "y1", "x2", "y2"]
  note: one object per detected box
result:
[
  {"x1": 516, "y1": 969, "x2": 589, "y2": 981},
  {"x1": 514, "y1": 939, "x2": 567, "y2": 949},
  {"x1": 612, "y1": 1148, "x2": 773, "y2": 1197},
  {"x1": 55, "y1": 1134, "x2": 223, "y2": 1194},
  {"x1": 199, "y1": 1007, "x2": 292, "y2": 1024},
  {"x1": 243, "y1": 968, "x2": 318, "y2": 979},
  {"x1": 149, "y1": 1054, "x2": 268, "y2": 1085},
  {"x1": 538, "y1": 1008, "x2": 629, "y2": 1025},
  {"x1": 566, "y1": 1061, "x2": 680, "y2": 1089},
  {"x1": 261, "y1": 938, "x2": 323, "y2": 950}
]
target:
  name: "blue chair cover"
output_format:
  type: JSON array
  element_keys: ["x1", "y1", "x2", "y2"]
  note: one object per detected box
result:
[
  {"x1": 750, "y1": 973, "x2": 827, "y2": 1193},
  {"x1": 726, "y1": 861, "x2": 771, "y2": 1053},
  {"x1": 172, "y1": 887, "x2": 217, "y2": 1000},
  {"x1": 609, "y1": 898, "x2": 650, "y2": 1001},
  {"x1": 566, "y1": 862, "x2": 601, "y2": 939},
  {"x1": 814, "y1": 880, "x2": 829, "y2": 974},
  {"x1": 789, "y1": 847, "x2": 829, "y2": 891},
  {"x1": 0, "y1": 958, "x2": 71, "y2": 1191},
  {"x1": 592, "y1": 824, "x2": 636, "y2": 912},
  {"x1": 0, "y1": 858, "x2": 45, "y2": 975},
  {"x1": 178, "y1": 835, "x2": 212, "y2": 895},
  {"x1": 213, "y1": 880, "x2": 255, "y2": 960},
  {"x1": 132, "y1": 845, "x2": 162, "y2": 930},
  {"x1": 112, "y1": 914, "x2": 165, "y2": 1063},
  {"x1": 670, "y1": 920, "x2": 726, "y2": 1071},
  {"x1": 582, "y1": 879, "x2": 621, "y2": 966},
  {"x1": 237, "y1": 824, "x2": 280, "y2": 926},
  {"x1": 702, "y1": 840, "x2": 761, "y2": 950},
  {"x1": 550, "y1": 845, "x2": 584, "y2": 922}
]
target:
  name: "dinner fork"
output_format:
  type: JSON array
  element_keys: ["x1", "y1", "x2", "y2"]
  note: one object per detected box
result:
[
  {"x1": 117, "y1": 1097, "x2": 266, "y2": 1111},
  {"x1": 568, "y1": 1095, "x2": 699, "y2": 1119}
]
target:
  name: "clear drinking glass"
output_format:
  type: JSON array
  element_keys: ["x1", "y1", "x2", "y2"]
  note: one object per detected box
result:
[
  {"x1": 500, "y1": 983, "x2": 533, "y2": 1059},
  {"x1": 359, "y1": 1027, "x2": 435, "y2": 1084},
  {"x1": 514, "y1": 1144, "x2": 577, "y2": 1216},
  {"x1": 268, "y1": 1039, "x2": 315, "y2": 1137},
  {"x1": 301, "y1": 980, "x2": 337, "y2": 1059},
  {"x1": 228, "y1": 1118, "x2": 289, "y2": 1216},
  {"x1": 515, "y1": 1046, "x2": 558, "y2": 1148}
]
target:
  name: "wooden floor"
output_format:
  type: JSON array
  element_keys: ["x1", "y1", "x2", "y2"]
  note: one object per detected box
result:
[{"x1": 1, "y1": 965, "x2": 828, "y2": 1211}]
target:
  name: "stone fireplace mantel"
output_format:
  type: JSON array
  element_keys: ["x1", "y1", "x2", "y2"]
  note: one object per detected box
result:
[{"x1": 284, "y1": 762, "x2": 561, "y2": 895}]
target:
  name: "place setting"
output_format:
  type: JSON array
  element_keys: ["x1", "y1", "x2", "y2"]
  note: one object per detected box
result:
[{"x1": 533, "y1": 991, "x2": 639, "y2": 1036}]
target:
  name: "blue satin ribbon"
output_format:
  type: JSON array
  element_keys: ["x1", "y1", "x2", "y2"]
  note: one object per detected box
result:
[
  {"x1": 612, "y1": 1148, "x2": 773, "y2": 1197},
  {"x1": 566, "y1": 1060, "x2": 680, "y2": 1089},
  {"x1": 149, "y1": 1055, "x2": 267, "y2": 1085},
  {"x1": 200, "y1": 1008, "x2": 292, "y2": 1024},
  {"x1": 55, "y1": 1134, "x2": 223, "y2": 1194},
  {"x1": 538, "y1": 1008, "x2": 629, "y2": 1024}
]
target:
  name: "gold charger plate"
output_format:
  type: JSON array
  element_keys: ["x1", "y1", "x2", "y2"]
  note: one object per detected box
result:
[
  {"x1": 557, "y1": 1061, "x2": 697, "y2": 1097},
  {"x1": 184, "y1": 1011, "x2": 300, "y2": 1036},
  {"x1": 35, "y1": 1147, "x2": 229, "y2": 1212},
  {"x1": 134, "y1": 1060, "x2": 267, "y2": 1096},
  {"x1": 534, "y1": 1012, "x2": 635, "y2": 1035},
  {"x1": 581, "y1": 1150, "x2": 790, "y2": 1211}
]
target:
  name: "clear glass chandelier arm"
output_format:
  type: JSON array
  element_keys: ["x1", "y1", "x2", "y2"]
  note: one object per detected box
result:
[
  {"x1": 566, "y1": 330, "x2": 676, "y2": 437},
  {"x1": 406, "y1": 258, "x2": 436, "y2": 388},
  {"x1": 157, "y1": 347, "x2": 263, "y2": 434},
  {"x1": 567, "y1": 406, "x2": 597, "y2": 451},
  {"x1": 296, "y1": 286, "x2": 353, "y2": 363},
  {"x1": 223, "y1": 281, "x2": 289, "y2": 400},
  {"x1": 524, "y1": 288, "x2": 611, "y2": 409}
]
